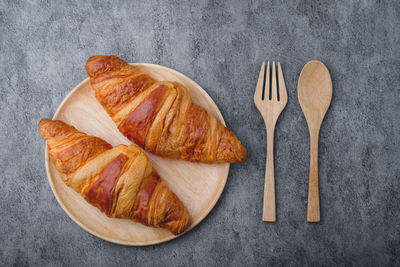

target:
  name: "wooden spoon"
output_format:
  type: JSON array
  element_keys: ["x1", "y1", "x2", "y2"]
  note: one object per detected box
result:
[{"x1": 297, "y1": 60, "x2": 332, "y2": 222}]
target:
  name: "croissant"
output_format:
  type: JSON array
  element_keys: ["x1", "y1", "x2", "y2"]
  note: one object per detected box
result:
[
  {"x1": 39, "y1": 119, "x2": 190, "y2": 235},
  {"x1": 85, "y1": 55, "x2": 247, "y2": 163}
]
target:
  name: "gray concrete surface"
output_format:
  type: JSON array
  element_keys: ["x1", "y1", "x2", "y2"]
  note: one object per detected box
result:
[{"x1": 1, "y1": 0, "x2": 400, "y2": 266}]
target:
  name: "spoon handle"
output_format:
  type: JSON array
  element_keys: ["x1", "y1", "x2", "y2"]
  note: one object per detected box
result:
[
  {"x1": 263, "y1": 125, "x2": 276, "y2": 222},
  {"x1": 307, "y1": 130, "x2": 320, "y2": 222}
]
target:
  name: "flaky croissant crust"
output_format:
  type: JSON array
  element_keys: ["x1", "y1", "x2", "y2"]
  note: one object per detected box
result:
[
  {"x1": 39, "y1": 119, "x2": 190, "y2": 235},
  {"x1": 86, "y1": 55, "x2": 247, "y2": 163}
]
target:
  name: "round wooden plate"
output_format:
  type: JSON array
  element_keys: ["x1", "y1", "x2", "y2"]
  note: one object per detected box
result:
[{"x1": 45, "y1": 63, "x2": 230, "y2": 246}]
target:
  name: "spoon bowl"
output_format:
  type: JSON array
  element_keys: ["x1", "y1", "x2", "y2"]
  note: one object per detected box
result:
[{"x1": 298, "y1": 60, "x2": 332, "y2": 130}]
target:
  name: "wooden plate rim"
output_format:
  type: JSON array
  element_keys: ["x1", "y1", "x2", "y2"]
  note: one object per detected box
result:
[{"x1": 44, "y1": 63, "x2": 230, "y2": 246}]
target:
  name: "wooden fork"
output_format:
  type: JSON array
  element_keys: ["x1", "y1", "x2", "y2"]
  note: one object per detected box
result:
[{"x1": 254, "y1": 61, "x2": 288, "y2": 222}]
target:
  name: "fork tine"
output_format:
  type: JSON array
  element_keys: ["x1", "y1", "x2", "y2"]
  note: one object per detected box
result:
[
  {"x1": 265, "y1": 61, "x2": 270, "y2": 100},
  {"x1": 254, "y1": 61, "x2": 265, "y2": 101},
  {"x1": 277, "y1": 62, "x2": 288, "y2": 103},
  {"x1": 271, "y1": 61, "x2": 277, "y2": 101}
]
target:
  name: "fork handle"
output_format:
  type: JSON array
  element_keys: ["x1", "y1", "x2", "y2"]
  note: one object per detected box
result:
[
  {"x1": 263, "y1": 125, "x2": 276, "y2": 222},
  {"x1": 307, "y1": 129, "x2": 320, "y2": 222}
]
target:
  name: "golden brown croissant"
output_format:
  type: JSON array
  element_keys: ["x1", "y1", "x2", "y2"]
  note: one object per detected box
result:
[
  {"x1": 85, "y1": 55, "x2": 247, "y2": 163},
  {"x1": 39, "y1": 119, "x2": 190, "y2": 235}
]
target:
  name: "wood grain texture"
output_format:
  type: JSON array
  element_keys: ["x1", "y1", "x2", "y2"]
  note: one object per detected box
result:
[
  {"x1": 254, "y1": 61, "x2": 288, "y2": 222},
  {"x1": 298, "y1": 60, "x2": 332, "y2": 223},
  {"x1": 45, "y1": 63, "x2": 230, "y2": 245}
]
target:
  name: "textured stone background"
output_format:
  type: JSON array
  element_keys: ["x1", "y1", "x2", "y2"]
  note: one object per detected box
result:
[{"x1": 1, "y1": 0, "x2": 399, "y2": 266}]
